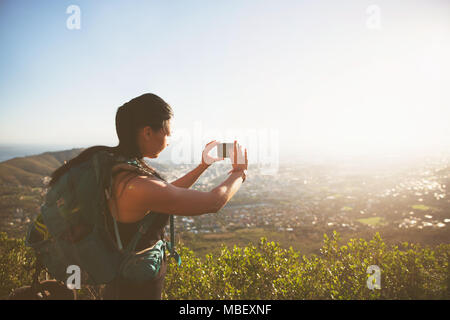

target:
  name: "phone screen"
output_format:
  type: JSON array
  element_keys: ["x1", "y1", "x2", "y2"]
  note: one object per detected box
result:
[{"x1": 216, "y1": 143, "x2": 234, "y2": 158}]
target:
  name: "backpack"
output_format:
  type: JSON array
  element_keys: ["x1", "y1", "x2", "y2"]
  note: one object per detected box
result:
[{"x1": 25, "y1": 150, "x2": 181, "y2": 287}]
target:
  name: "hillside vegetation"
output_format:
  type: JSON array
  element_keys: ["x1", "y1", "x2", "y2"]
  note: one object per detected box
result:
[
  {"x1": 1, "y1": 231, "x2": 448, "y2": 299},
  {"x1": 164, "y1": 232, "x2": 449, "y2": 300}
]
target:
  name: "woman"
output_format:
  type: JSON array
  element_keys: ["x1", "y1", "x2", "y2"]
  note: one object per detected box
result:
[{"x1": 49, "y1": 93, "x2": 248, "y2": 299}]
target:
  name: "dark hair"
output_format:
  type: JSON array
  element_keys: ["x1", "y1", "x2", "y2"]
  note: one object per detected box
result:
[{"x1": 49, "y1": 93, "x2": 173, "y2": 186}]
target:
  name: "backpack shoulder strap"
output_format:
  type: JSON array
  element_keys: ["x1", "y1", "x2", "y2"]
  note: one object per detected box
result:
[
  {"x1": 107, "y1": 156, "x2": 179, "y2": 264},
  {"x1": 106, "y1": 157, "x2": 163, "y2": 250},
  {"x1": 102, "y1": 157, "x2": 137, "y2": 251},
  {"x1": 105, "y1": 187, "x2": 124, "y2": 251}
]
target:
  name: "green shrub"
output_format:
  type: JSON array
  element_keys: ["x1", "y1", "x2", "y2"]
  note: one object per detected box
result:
[
  {"x1": 0, "y1": 232, "x2": 36, "y2": 298},
  {"x1": 1, "y1": 231, "x2": 449, "y2": 299},
  {"x1": 164, "y1": 231, "x2": 449, "y2": 300}
]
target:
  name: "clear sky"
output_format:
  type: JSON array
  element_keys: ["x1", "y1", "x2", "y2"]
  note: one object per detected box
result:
[{"x1": 1, "y1": 0, "x2": 449, "y2": 164}]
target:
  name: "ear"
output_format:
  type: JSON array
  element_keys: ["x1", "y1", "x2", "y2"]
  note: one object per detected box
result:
[{"x1": 142, "y1": 126, "x2": 154, "y2": 141}]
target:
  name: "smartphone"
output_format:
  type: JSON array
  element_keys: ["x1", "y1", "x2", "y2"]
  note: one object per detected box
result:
[{"x1": 216, "y1": 143, "x2": 234, "y2": 159}]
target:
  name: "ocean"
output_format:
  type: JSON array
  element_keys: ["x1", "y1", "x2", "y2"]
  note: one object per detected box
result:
[{"x1": 0, "y1": 144, "x2": 83, "y2": 162}]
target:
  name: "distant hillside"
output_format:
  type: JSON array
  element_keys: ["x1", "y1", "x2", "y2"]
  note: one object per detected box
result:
[
  {"x1": 0, "y1": 149, "x2": 84, "y2": 186},
  {"x1": 0, "y1": 148, "x2": 174, "y2": 187}
]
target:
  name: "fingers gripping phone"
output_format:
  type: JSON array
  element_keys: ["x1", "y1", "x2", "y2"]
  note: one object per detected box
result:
[{"x1": 216, "y1": 143, "x2": 234, "y2": 159}]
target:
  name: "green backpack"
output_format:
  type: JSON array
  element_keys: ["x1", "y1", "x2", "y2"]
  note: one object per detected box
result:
[{"x1": 25, "y1": 150, "x2": 181, "y2": 287}]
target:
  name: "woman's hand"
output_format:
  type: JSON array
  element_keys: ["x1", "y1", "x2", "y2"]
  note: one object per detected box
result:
[
  {"x1": 228, "y1": 140, "x2": 248, "y2": 172},
  {"x1": 201, "y1": 140, "x2": 224, "y2": 167}
]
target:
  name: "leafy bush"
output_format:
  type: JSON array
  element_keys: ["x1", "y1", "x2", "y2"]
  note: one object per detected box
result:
[
  {"x1": 0, "y1": 232, "x2": 37, "y2": 298},
  {"x1": 1, "y1": 231, "x2": 449, "y2": 299},
  {"x1": 163, "y1": 231, "x2": 449, "y2": 300}
]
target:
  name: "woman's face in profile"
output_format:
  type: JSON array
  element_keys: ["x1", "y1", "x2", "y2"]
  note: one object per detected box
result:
[
  {"x1": 143, "y1": 121, "x2": 171, "y2": 158},
  {"x1": 161, "y1": 121, "x2": 172, "y2": 151}
]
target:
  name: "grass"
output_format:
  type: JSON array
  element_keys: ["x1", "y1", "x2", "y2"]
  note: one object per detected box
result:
[
  {"x1": 178, "y1": 228, "x2": 325, "y2": 259},
  {"x1": 356, "y1": 217, "x2": 385, "y2": 226},
  {"x1": 411, "y1": 204, "x2": 441, "y2": 214},
  {"x1": 411, "y1": 204, "x2": 431, "y2": 211}
]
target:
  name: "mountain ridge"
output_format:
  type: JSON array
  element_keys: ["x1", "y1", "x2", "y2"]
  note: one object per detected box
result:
[
  {"x1": 0, "y1": 148, "x2": 173, "y2": 187},
  {"x1": 0, "y1": 148, "x2": 84, "y2": 186}
]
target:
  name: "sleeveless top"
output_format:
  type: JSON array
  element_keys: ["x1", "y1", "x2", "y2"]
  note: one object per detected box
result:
[
  {"x1": 103, "y1": 159, "x2": 170, "y2": 299},
  {"x1": 106, "y1": 161, "x2": 170, "y2": 251}
]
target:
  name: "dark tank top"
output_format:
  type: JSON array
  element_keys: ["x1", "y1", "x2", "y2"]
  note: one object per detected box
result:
[
  {"x1": 107, "y1": 165, "x2": 170, "y2": 249},
  {"x1": 103, "y1": 165, "x2": 170, "y2": 299}
]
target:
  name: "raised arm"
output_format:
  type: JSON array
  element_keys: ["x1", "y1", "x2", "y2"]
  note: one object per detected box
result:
[
  {"x1": 113, "y1": 140, "x2": 248, "y2": 223},
  {"x1": 170, "y1": 140, "x2": 223, "y2": 189},
  {"x1": 114, "y1": 171, "x2": 245, "y2": 222},
  {"x1": 170, "y1": 163, "x2": 209, "y2": 189}
]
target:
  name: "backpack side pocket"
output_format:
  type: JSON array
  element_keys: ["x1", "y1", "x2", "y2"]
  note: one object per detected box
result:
[
  {"x1": 119, "y1": 240, "x2": 166, "y2": 284},
  {"x1": 26, "y1": 224, "x2": 72, "y2": 282}
]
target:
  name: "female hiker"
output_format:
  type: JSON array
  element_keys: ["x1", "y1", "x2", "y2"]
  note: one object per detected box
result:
[{"x1": 49, "y1": 93, "x2": 248, "y2": 299}]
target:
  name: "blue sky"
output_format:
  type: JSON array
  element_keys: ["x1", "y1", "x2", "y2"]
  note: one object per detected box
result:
[{"x1": 1, "y1": 0, "x2": 450, "y2": 162}]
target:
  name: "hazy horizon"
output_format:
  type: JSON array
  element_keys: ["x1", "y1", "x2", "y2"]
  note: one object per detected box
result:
[
  {"x1": 1, "y1": 0, "x2": 450, "y2": 165},
  {"x1": 1, "y1": 142, "x2": 448, "y2": 169}
]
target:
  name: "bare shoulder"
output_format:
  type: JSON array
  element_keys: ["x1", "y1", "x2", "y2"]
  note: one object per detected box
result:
[
  {"x1": 113, "y1": 170, "x2": 163, "y2": 199},
  {"x1": 110, "y1": 165, "x2": 221, "y2": 218},
  {"x1": 111, "y1": 170, "x2": 169, "y2": 222}
]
